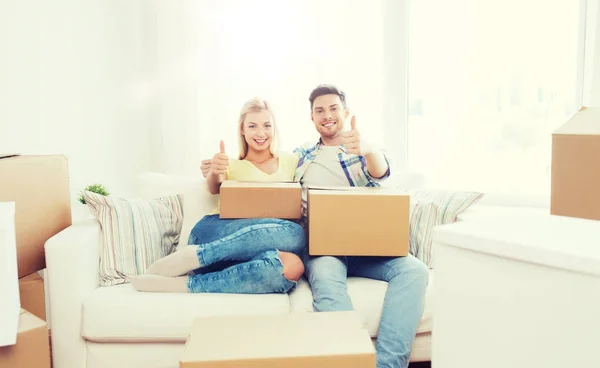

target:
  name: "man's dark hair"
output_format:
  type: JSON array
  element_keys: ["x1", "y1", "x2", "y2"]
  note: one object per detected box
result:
[{"x1": 308, "y1": 84, "x2": 347, "y2": 111}]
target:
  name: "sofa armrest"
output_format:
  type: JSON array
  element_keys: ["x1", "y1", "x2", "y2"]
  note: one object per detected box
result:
[{"x1": 45, "y1": 219, "x2": 100, "y2": 368}]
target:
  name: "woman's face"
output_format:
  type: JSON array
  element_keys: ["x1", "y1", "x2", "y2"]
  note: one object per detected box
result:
[{"x1": 242, "y1": 110, "x2": 274, "y2": 154}]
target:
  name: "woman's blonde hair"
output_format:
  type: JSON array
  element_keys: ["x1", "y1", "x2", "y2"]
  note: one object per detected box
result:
[{"x1": 237, "y1": 97, "x2": 280, "y2": 159}]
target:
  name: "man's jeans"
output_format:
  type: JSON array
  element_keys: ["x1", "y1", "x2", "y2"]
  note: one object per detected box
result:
[
  {"x1": 186, "y1": 215, "x2": 306, "y2": 294},
  {"x1": 302, "y1": 250, "x2": 429, "y2": 368}
]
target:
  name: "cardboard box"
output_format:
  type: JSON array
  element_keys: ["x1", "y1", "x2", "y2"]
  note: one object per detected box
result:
[
  {"x1": 0, "y1": 309, "x2": 51, "y2": 368},
  {"x1": 0, "y1": 154, "x2": 72, "y2": 277},
  {"x1": 180, "y1": 311, "x2": 375, "y2": 368},
  {"x1": 551, "y1": 107, "x2": 600, "y2": 221},
  {"x1": 219, "y1": 180, "x2": 302, "y2": 219},
  {"x1": 18, "y1": 272, "x2": 46, "y2": 321},
  {"x1": 308, "y1": 186, "x2": 410, "y2": 256}
]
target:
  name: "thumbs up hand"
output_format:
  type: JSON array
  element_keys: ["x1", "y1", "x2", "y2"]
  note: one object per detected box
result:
[
  {"x1": 209, "y1": 140, "x2": 229, "y2": 177},
  {"x1": 341, "y1": 116, "x2": 371, "y2": 156}
]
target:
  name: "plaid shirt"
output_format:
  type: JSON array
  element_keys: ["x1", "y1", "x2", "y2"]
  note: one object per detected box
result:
[{"x1": 293, "y1": 139, "x2": 391, "y2": 226}]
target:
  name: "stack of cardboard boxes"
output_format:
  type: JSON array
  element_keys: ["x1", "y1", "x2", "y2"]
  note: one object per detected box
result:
[
  {"x1": 551, "y1": 107, "x2": 600, "y2": 221},
  {"x1": 0, "y1": 154, "x2": 72, "y2": 368},
  {"x1": 181, "y1": 180, "x2": 410, "y2": 367}
]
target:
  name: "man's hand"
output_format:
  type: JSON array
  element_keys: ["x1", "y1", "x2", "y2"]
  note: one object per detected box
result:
[
  {"x1": 341, "y1": 116, "x2": 371, "y2": 156},
  {"x1": 200, "y1": 159, "x2": 211, "y2": 178},
  {"x1": 209, "y1": 140, "x2": 228, "y2": 177}
]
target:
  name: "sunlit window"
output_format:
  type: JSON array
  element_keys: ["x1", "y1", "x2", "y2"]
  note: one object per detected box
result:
[{"x1": 408, "y1": 0, "x2": 584, "y2": 196}]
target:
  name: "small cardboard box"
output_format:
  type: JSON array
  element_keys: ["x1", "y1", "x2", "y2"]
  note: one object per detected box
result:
[
  {"x1": 0, "y1": 309, "x2": 51, "y2": 368},
  {"x1": 551, "y1": 107, "x2": 600, "y2": 221},
  {"x1": 219, "y1": 180, "x2": 302, "y2": 219},
  {"x1": 308, "y1": 186, "x2": 409, "y2": 257},
  {"x1": 180, "y1": 311, "x2": 376, "y2": 368},
  {"x1": 0, "y1": 154, "x2": 72, "y2": 277},
  {"x1": 18, "y1": 272, "x2": 46, "y2": 321}
]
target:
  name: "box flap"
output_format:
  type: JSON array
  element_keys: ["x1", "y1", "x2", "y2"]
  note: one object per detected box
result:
[
  {"x1": 182, "y1": 312, "x2": 374, "y2": 364},
  {"x1": 308, "y1": 185, "x2": 408, "y2": 196},
  {"x1": 221, "y1": 180, "x2": 300, "y2": 189},
  {"x1": 554, "y1": 106, "x2": 600, "y2": 135},
  {"x1": 17, "y1": 308, "x2": 46, "y2": 333}
]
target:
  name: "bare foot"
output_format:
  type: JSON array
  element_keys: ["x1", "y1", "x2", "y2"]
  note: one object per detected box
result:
[
  {"x1": 130, "y1": 275, "x2": 189, "y2": 293},
  {"x1": 145, "y1": 247, "x2": 201, "y2": 277}
]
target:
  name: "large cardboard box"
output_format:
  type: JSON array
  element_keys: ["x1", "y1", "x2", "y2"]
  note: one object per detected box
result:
[
  {"x1": 180, "y1": 311, "x2": 375, "y2": 368},
  {"x1": 307, "y1": 186, "x2": 410, "y2": 256},
  {"x1": 219, "y1": 180, "x2": 302, "y2": 219},
  {"x1": 0, "y1": 154, "x2": 72, "y2": 277},
  {"x1": 18, "y1": 272, "x2": 46, "y2": 321},
  {"x1": 551, "y1": 107, "x2": 600, "y2": 221},
  {"x1": 0, "y1": 309, "x2": 51, "y2": 368}
]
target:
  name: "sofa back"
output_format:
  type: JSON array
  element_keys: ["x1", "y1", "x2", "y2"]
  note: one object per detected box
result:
[{"x1": 134, "y1": 172, "x2": 218, "y2": 248}]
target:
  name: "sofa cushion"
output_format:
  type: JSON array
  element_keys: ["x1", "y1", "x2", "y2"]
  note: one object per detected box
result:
[
  {"x1": 288, "y1": 271, "x2": 434, "y2": 337},
  {"x1": 81, "y1": 284, "x2": 290, "y2": 342},
  {"x1": 83, "y1": 191, "x2": 184, "y2": 287}
]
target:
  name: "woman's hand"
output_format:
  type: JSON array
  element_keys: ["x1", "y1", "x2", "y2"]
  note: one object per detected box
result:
[
  {"x1": 200, "y1": 159, "x2": 211, "y2": 178},
  {"x1": 206, "y1": 140, "x2": 228, "y2": 194},
  {"x1": 209, "y1": 140, "x2": 228, "y2": 177}
]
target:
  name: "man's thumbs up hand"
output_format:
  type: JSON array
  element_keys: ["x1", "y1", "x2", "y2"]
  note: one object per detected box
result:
[{"x1": 341, "y1": 115, "x2": 370, "y2": 156}]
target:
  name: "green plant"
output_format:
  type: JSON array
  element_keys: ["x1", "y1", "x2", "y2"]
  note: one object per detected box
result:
[{"x1": 78, "y1": 184, "x2": 110, "y2": 204}]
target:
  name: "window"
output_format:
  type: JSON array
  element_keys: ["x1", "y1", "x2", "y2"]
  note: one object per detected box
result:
[{"x1": 408, "y1": 0, "x2": 585, "y2": 196}]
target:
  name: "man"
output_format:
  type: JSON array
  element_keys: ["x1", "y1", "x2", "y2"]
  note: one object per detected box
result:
[{"x1": 201, "y1": 85, "x2": 429, "y2": 368}]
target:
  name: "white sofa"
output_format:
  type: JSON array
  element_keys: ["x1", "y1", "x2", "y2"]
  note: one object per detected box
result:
[{"x1": 44, "y1": 171, "x2": 548, "y2": 368}]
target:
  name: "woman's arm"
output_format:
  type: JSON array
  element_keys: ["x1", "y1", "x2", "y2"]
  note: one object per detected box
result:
[{"x1": 207, "y1": 172, "x2": 226, "y2": 194}]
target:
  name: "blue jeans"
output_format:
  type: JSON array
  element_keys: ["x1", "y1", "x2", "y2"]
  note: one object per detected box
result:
[
  {"x1": 186, "y1": 215, "x2": 306, "y2": 294},
  {"x1": 302, "y1": 250, "x2": 429, "y2": 368}
]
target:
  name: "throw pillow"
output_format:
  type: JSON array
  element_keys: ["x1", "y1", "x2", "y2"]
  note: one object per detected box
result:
[
  {"x1": 83, "y1": 190, "x2": 184, "y2": 287},
  {"x1": 408, "y1": 201, "x2": 438, "y2": 265},
  {"x1": 408, "y1": 189, "x2": 484, "y2": 268}
]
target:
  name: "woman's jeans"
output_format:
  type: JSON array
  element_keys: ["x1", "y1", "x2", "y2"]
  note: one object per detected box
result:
[{"x1": 185, "y1": 215, "x2": 306, "y2": 294}]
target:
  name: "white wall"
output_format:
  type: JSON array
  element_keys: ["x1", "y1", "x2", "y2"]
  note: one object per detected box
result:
[
  {"x1": 583, "y1": 0, "x2": 600, "y2": 105},
  {"x1": 0, "y1": 0, "x2": 152, "y2": 211},
  {"x1": 0, "y1": 0, "x2": 410, "y2": 212}
]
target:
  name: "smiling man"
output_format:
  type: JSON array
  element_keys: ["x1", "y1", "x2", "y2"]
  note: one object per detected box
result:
[
  {"x1": 198, "y1": 85, "x2": 429, "y2": 368},
  {"x1": 294, "y1": 84, "x2": 429, "y2": 368}
]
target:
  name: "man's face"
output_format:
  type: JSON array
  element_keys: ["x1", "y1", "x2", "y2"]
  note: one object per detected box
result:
[{"x1": 311, "y1": 94, "x2": 349, "y2": 141}]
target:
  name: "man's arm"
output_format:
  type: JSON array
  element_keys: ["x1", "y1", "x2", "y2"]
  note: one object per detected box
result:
[
  {"x1": 364, "y1": 149, "x2": 389, "y2": 179},
  {"x1": 341, "y1": 116, "x2": 390, "y2": 179}
]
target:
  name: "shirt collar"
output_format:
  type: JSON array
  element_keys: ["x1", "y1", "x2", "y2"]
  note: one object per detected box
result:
[{"x1": 316, "y1": 138, "x2": 348, "y2": 155}]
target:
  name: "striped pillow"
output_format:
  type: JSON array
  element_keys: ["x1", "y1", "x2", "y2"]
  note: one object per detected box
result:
[
  {"x1": 83, "y1": 191, "x2": 184, "y2": 287},
  {"x1": 409, "y1": 202, "x2": 438, "y2": 267},
  {"x1": 408, "y1": 190, "x2": 484, "y2": 268}
]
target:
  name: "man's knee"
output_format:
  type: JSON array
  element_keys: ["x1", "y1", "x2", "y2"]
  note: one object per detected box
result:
[
  {"x1": 279, "y1": 251, "x2": 305, "y2": 281},
  {"x1": 306, "y1": 256, "x2": 347, "y2": 285},
  {"x1": 392, "y1": 255, "x2": 429, "y2": 286}
]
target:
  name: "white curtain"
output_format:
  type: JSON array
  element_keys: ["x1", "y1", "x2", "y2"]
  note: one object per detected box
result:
[{"x1": 143, "y1": 0, "x2": 408, "y2": 177}]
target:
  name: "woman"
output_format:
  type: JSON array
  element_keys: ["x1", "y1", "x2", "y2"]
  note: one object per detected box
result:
[{"x1": 131, "y1": 98, "x2": 306, "y2": 294}]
